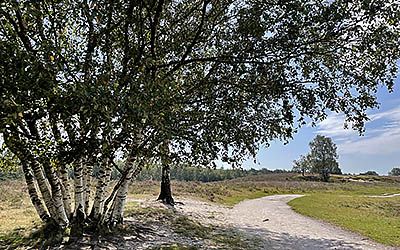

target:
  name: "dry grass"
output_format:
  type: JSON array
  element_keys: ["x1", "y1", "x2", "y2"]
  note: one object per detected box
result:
[
  {"x1": 128, "y1": 173, "x2": 400, "y2": 206},
  {"x1": 2, "y1": 173, "x2": 400, "y2": 248},
  {"x1": 0, "y1": 180, "x2": 40, "y2": 235}
]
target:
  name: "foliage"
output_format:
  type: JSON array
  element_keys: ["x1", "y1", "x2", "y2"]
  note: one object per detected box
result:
[
  {"x1": 292, "y1": 154, "x2": 311, "y2": 176},
  {"x1": 296, "y1": 135, "x2": 341, "y2": 181},
  {"x1": 360, "y1": 171, "x2": 379, "y2": 176},
  {"x1": 0, "y1": 143, "x2": 22, "y2": 180},
  {"x1": 388, "y1": 167, "x2": 400, "y2": 176},
  {"x1": 136, "y1": 164, "x2": 290, "y2": 182},
  {"x1": 1, "y1": 0, "x2": 399, "y2": 230},
  {"x1": 293, "y1": 135, "x2": 342, "y2": 181}
]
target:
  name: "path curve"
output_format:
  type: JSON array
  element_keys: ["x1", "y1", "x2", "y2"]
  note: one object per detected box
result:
[
  {"x1": 368, "y1": 193, "x2": 400, "y2": 198},
  {"x1": 176, "y1": 195, "x2": 396, "y2": 250}
]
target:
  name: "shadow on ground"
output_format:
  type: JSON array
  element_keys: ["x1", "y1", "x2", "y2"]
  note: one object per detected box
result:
[
  {"x1": 237, "y1": 227, "x2": 367, "y2": 250},
  {"x1": 0, "y1": 200, "x2": 374, "y2": 250},
  {"x1": 52, "y1": 205, "x2": 368, "y2": 250}
]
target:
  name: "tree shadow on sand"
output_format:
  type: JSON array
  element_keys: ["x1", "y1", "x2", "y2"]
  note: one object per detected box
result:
[{"x1": 236, "y1": 226, "x2": 370, "y2": 250}]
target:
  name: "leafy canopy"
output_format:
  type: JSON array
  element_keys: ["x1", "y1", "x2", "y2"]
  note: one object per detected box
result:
[
  {"x1": 0, "y1": 0, "x2": 399, "y2": 167},
  {"x1": 389, "y1": 167, "x2": 400, "y2": 176}
]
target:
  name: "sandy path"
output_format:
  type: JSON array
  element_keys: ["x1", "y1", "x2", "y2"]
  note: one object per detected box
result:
[
  {"x1": 176, "y1": 195, "x2": 396, "y2": 250},
  {"x1": 368, "y1": 193, "x2": 400, "y2": 198}
]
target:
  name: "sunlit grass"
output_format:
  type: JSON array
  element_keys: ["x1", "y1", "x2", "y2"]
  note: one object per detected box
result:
[
  {"x1": 0, "y1": 180, "x2": 40, "y2": 235},
  {"x1": 289, "y1": 194, "x2": 400, "y2": 246}
]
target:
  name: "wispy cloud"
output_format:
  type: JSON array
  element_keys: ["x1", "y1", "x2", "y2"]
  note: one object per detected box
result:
[{"x1": 316, "y1": 106, "x2": 400, "y2": 155}]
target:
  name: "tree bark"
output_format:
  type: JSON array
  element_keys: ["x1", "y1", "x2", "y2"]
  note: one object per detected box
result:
[
  {"x1": 28, "y1": 158, "x2": 62, "y2": 224},
  {"x1": 108, "y1": 167, "x2": 134, "y2": 226},
  {"x1": 73, "y1": 162, "x2": 85, "y2": 218},
  {"x1": 21, "y1": 162, "x2": 50, "y2": 222},
  {"x1": 157, "y1": 162, "x2": 174, "y2": 205},
  {"x1": 83, "y1": 164, "x2": 93, "y2": 216},
  {"x1": 58, "y1": 164, "x2": 73, "y2": 218},
  {"x1": 41, "y1": 159, "x2": 69, "y2": 226},
  {"x1": 90, "y1": 160, "x2": 112, "y2": 221}
]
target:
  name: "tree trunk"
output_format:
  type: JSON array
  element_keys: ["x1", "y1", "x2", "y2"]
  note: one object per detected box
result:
[
  {"x1": 157, "y1": 163, "x2": 174, "y2": 205},
  {"x1": 73, "y1": 162, "x2": 85, "y2": 218},
  {"x1": 58, "y1": 164, "x2": 73, "y2": 219},
  {"x1": 90, "y1": 160, "x2": 112, "y2": 221},
  {"x1": 108, "y1": 167, "x2": 134, "y2": 226},
  {"x1": 320, "y1": 169, "x2": 330, "y2": 182},
  {"x1": 41, "y1": 160, "x2": 69, "y2": 225},
  {"x1": 83, "y1": 164, "x2": 93, "y2": 216},
  {"x1": 29, "y1": 158, "x2": 63, "y2": 224},
  {"x1": 21, "y1": 162, "x2": 50, "y2": 222}
]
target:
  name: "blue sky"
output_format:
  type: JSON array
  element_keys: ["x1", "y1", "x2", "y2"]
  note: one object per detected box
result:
[{"x1": 244, "y1": 77, "x2": 400, "y2": 175}]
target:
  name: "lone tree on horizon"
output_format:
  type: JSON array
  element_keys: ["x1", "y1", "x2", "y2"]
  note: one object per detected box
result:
[
  {"x1": 1, "y1": 0, "x2": 399, "y2": 241},
  {"x1": 389, "y1": 167, "x2": 400, "y2": 176},
  {"x1": 306, "y1": 135, "x2": 341, "y2": 181},
  {"x1": 292, "y1": 154, "x2": 312, "y2": 177}
]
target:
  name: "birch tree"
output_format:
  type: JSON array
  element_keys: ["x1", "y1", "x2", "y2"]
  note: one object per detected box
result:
[
  {"x1": 307, "y1": 135, "x2": 341, "y2": 181},
  {"x1": 1, "y1": 0, "x2": 399, "y2": 241}
]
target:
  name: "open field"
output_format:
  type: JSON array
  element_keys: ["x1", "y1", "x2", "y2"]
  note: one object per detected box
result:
[
  {"x1": 289, "y1": 193, "x2": 400, "y2": 246},
  {"x1": 1, "y1": 173, "x2": 400, "y2": 248}
]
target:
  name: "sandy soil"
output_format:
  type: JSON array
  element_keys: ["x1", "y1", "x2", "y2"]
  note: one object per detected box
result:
[
  {"x1": 368, "y1": 193, "x2": 400, "y2": 198},
  {"x1": 56, "y1": 195, "x2": 397, "y2": 249},
  {"x1": 175, "y1": 195, "x2": 397, "y2": 250}
]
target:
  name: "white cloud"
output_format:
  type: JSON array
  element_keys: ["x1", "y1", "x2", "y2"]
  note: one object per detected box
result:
[
  {"x1": 316, "y1": 114, "x2": 357, "y2": 137},
  {"x1": 315, "y1": 106, "x2": 400, "y2": 155}
]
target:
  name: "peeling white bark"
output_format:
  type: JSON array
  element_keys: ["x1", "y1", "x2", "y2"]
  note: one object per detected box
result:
[
  {"x1": 22, "y1": 162, "x2": 50, "y2": 221},
  {"x1": 83, "y1": 164, "x2": 93, "y2": 216},
  {"x1": 109, "y1": 166, "x2": 133, "y2": 225},
  {"x1": 90, "y1": 160, "x2": 112, "y2": 220},
  {"x1": 58, "y1": 165, "x2": 73, "y2": 217},
  {"x1": 74, "y1": 162, "x2": 85, "y2": 218},
  {"x1": 44, "y1": 163, "x2": 69, "y2": 227}
]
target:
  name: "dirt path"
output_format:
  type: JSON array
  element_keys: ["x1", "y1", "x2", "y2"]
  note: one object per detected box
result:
[
  {"x1": 368, "y1": 193, "x2": 400, "y2": 198},
  {"x1": 175, "y1": 195, "x2": 396, "y2": 250}
]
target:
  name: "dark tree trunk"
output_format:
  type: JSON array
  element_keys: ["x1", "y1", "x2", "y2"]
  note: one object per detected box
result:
[
  {"x1": 157, "y1": 163, "x2": 174, "y2": 205},
  {"x1": 320, "y1": 169, "x2": 330, "y2": 182},
  {"x1": 70, "y1": 204, "x2": 86, "y2": 238}
]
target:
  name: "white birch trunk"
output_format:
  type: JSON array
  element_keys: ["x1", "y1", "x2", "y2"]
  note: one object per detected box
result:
[
  {"x1": 83, "y1": 164, "x2": 93, "y2": 216},
  {"x1": 22, "y1": 162, "x2": 50, "y2": 221},
  {"x1": 58, "y1": 165, "x2": 73, "y2": 218},
  {"x1": 43, "y1": 163, "x2": 69, "y2": 227},
  {"x1": 29, "y1": 159, "x2": 59, "y2": 221},
  {"x1": 90, "y1": 160, "x2": 112, "y2": 220},
  {"x1": 74, "y1": 162, "x2": 85, "y2": 218},
  {"x1": 109, "y1": 167, "x2": 134, "y2": 225}
]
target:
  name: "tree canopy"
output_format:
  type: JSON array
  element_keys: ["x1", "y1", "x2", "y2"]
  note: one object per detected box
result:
[
  {"x1": 292, "y1": 154, "x2": 311, "y2": 176},
  {"x1": 0, "y1": 0, "x2": 399, "y2": 231},
  {"x1": 389, "y1": 167, "x2": 400, "y2": 176},
  {"x1": 309, "y1": 135, "x2": 341, "y2": 181},
  {"x1": 294, "y1": 135, "x2": 341, "y2": 181}
]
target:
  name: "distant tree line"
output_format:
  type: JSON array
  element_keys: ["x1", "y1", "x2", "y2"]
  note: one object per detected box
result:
[{"x1": 116, "y1": 164, "x2": 291, "y2": 182}]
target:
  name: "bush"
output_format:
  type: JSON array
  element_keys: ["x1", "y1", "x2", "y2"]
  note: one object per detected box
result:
[
  {"x1": 389, "y1": 167, "x2": 400, "y2": 176},
  {"x1": 360, "y1": 171, "x2": 379, "y2": 176}
]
